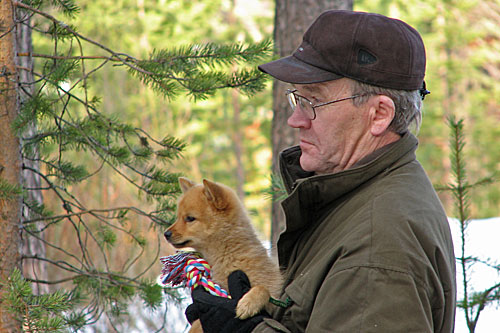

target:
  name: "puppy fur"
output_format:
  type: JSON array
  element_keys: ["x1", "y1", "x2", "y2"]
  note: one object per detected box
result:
[{"x1": 165, "y1": 177, "x2": 282, "y2": 328}]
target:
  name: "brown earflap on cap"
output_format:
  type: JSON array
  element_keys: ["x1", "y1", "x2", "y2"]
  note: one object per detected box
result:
[{"x1": 259, "y1": 10, "x2": 426, "y2": 90}]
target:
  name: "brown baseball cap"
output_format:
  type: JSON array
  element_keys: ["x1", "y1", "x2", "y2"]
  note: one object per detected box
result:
[{"x1": 259, "y1": 10, "x2": 426, "y2": 90}]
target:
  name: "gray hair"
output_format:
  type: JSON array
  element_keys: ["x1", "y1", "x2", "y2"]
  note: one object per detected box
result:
[{"x1": 349, "y1": 80, "x2": 423, "y2": 134}]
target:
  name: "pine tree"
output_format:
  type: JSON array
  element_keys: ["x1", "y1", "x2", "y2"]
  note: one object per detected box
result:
[
  {"x1": 1, "y1": 268, "x2": 80, "y2": 332},
  {"x1": 0, "y1": 0, "x2": 272, "y2": 330},
  {"x1": 436, "y1": 116, "x2": 499, "y2": 333}
]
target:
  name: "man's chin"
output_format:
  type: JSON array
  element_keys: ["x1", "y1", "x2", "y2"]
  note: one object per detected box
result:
[
  {"x1": 300, "y1": 155, "x2": 333, "y2": 175},
  {"x1": 299, "y1": 155, "x2": 317, "y2": 173}
]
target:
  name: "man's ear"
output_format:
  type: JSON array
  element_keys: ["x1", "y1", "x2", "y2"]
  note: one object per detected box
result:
[
  {"x1": 178, "y1": 177, "x2": 196, "y2": 193},
  {"x1": 202, "y1": 179, "x2": 228, "y2": 210},
  {"x1": 369, "y1": 95, "x2": 395, "y2": 136}
]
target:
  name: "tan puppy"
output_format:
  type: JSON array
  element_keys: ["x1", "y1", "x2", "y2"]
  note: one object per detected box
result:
[{"x1": 165, "y1": 178, "x2": 282, "y2": 331}]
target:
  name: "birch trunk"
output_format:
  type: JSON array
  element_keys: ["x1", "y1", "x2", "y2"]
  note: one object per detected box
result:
[{"x1": 16, "y1": 5, "x2": 48, "y2": 295}]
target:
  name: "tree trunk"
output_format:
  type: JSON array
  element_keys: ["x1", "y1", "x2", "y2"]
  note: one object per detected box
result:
[
  {"x1": 270, "y1": 0, "x2": 353, "y2": 248},
  {"x1": 0, "y1": 0, "x2": 23, "y2": 331},
  {"x1": 16, "y1": 6, "x2": 48, "y2": 295}
]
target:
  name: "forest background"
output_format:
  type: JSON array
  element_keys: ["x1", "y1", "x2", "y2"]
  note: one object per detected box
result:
[
  {"x1": 1, "y1": 0, "x2": 499, "y2": 331},
  {"x1": 49, "y1": 0, "x2": 500, "y2": 240}
]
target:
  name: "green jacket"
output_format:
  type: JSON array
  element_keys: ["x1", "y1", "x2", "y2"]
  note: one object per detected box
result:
[{"x1": 255, "y1": 133, "x2": 456, "y2": 333}]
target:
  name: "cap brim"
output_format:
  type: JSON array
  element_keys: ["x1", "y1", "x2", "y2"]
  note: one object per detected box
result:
[{"x1": 258, "y1": 55, "x2": 342, "y2": 84}]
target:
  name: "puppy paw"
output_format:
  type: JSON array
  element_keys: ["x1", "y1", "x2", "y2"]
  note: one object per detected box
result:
[
  {"x1": 236, "y1": 286, "x2": 270, "y2": 319},
  {"x1": 188, "y1": 319, "x2": 203, "y2": 333}
]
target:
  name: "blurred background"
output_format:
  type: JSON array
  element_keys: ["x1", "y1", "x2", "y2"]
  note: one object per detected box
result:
[{"x1": 4, "y1": 0, "x2": 499, "y2": 332}]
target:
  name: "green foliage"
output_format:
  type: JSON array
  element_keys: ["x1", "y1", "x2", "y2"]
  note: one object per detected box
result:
[
  {"x1": 436, "y1": 116, "x2": 499, "y2": 332},
  {"x1": 141, "y1": 166, "x2": 181, "y2": 198},
  {"x1": 12, "y1": 95, "x2": 53, "y2": 135},
  {"x1": 45, "y1": 159, "x2": 89, "y2": 184},
  {"x1": 42, "y1": 58, "x2": 79, "y2": 86},
  {"x1": 11, "y1": 0, "x2": 273, "y2": 330},
  {"x1": 69, "y1": 272, "x2": 168, "y2": 324},
  {"x1": 152, "y1": 198, "x2": 178, "y2": 228},
  {"x1": 355, "y1": 0, "x2": 500, "y2": 218},
  {"x1": 1, "y1": 268, "x2": 76, "y2": 332},
  {"x1": 97, "y1": 225, "x2": 117, "y2": 249},
  {"x1": 0, "y1": 177, "x2": 23, "y2": 199},
  {"x1": 436, "y1": 116, "x2": 497, "y2": 219},
  {"x1": 139, "y1": 282, "x2": 164, "y2": 311},
  {"x1": 22, "y1": 0, "x2": 80, "y2": 17},
  {"x1": 24, "y1": 198, "x2": 53, "y2": 219},
  {"x1": 264, "y1": 173, "x2": 288, "y2": 202},
  {"x1": 131, "y1": 40, "x2": 272, "y2": 100}
]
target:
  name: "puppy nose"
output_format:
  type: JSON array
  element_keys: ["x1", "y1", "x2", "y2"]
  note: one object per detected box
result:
[{"x1": 164, "y1": 230, "x2": 172, "y2": 240}]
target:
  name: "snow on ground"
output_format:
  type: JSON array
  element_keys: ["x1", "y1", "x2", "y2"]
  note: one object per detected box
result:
[{"x1": 449, "y1": 217, "x2": 500, "y2": 333}]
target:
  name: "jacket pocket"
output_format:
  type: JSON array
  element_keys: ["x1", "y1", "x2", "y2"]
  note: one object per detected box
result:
[{"x1": 276, "y1": 277, "x2": 314, "y2": 333}]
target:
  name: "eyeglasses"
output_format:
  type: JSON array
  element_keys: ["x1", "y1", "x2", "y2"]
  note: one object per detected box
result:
[{"x1": 285, "y1": 89, "x2": 361, "y2": 120}]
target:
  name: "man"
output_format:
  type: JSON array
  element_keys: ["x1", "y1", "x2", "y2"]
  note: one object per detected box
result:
[{"x1": 185, "y1": 10, "x2": 456, "y2": 333}]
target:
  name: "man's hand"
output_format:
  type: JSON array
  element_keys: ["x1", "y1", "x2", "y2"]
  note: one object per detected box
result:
[{"x1": 185, "y1": 270, "x2": 267, "y2": 333}]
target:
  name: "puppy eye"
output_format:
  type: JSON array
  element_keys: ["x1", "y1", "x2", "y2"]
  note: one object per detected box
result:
[{"x1": 185, "y1": 216, "x2": 196, "y2": 222}]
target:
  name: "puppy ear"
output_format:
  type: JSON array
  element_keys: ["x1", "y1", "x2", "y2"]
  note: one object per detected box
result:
[
  {"x1": 202, "y1": 179, "x2": 228, "y2": 210},
  {"x1": 178, "y1": 177, "x2": 196, "y2": 193}
]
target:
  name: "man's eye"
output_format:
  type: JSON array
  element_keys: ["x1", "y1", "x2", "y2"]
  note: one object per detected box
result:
[
  {"x1": 298, "y1": 96, "x2": 307, "y2": 106},
  {"x1": 185, "y1": 216, "x2": 196, "y2": 222}
]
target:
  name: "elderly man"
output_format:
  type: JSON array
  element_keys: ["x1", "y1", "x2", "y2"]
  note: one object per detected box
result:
[{"x1": 186, "y1": 10, "x2": 456, "y2": 333}]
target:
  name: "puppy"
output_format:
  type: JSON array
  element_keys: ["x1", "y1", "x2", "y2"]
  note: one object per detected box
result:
[{"x1": 164, "y1": 178, "x2": 282, "y2": 331}]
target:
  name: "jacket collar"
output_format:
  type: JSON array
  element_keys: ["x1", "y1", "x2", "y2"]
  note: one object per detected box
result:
[{"x1": 278, "y1": 132, "x2": 419, "y2": 234}]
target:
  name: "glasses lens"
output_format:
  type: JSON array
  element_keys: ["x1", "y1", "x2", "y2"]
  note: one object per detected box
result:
[
  {"x1": 286, "y1": 91, "x2": 314, "y2": 119},
  {"x1": 296, "y1": 95, "x2": 314, "y2": 119},
  {"x1": 286, "y1": 90, "x2": 297, "y2": 110}
]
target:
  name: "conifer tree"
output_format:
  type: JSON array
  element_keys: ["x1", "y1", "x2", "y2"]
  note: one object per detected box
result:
[
  {"x1": 0, "y1": 0, "x2": 271, "y2": 330},
  {"x1": 0, "y1": 0, "x2": 23, "y2": 330},
  {"x1": 436, "y1": 116, "x2": 499, "y2": 333}
]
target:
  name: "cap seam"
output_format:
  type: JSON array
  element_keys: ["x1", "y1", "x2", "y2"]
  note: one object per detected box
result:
[
  {"x1": 340, "y1": 74, "x2": 420, "y2": 90},
  {"x1": 358, "y1": 67, "x2": 423, "y2": 77}
]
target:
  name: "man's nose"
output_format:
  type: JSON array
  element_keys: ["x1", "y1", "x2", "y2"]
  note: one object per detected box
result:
[{"x1": 287, "y1": 106, "x2": 311, "y2": 129}]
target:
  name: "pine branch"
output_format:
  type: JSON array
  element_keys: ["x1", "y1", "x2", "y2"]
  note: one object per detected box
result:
[
  {"x1": 0, "y1": 176, "x2": 24, "y2": 199},
  {"x1": 23, "y1": 206, "x2": 167, "y2": 226},
  {"x1": 1, "y1": 268, "x2": 76, "y2": 331},
  {"x1": 263, "y1": 173, "x2": 287, "y2": 202},
  {"x1": 15, "y1": 1, "x2": 272, "y2": 102},
  {"x1": 441, "y1": 116, "x2": 500, "y2": 332},
  {"x1": 19, "y1": 0, "x2": 80, "y2": 17},
  {"x1": 18, "y1": 52, "x2": 125, "y2": 62},
  {"x1": 8, "y1": 1, "x2": 272, "y2": 330}
]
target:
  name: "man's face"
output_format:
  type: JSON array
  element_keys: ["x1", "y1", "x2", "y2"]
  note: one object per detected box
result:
[{"x1": 287, "y1": 78, "x2": 371, "y2": 175}]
